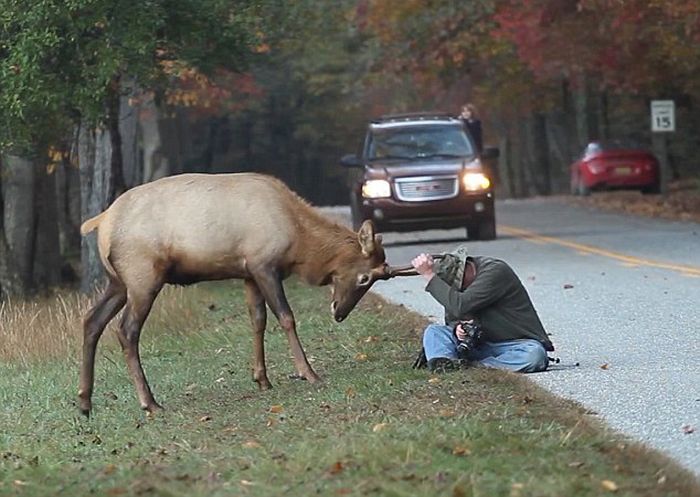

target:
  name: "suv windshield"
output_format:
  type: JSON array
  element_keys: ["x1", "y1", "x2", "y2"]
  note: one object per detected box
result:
[{"x1": 367, "y1": 124, "x2": 474, "y2": 161}]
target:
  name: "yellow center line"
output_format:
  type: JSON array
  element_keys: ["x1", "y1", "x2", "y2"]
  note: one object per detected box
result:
[{"x1": 500, "y1": 225, "x2": 700, "y2": 277}]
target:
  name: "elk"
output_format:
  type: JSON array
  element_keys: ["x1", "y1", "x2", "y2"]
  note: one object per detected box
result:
[{"x1": 78, "y1": 172, "x2": 412, "y2": 415}]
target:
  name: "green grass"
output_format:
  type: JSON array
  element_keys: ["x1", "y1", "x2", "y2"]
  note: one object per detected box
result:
[{"x1": 0, "y1": 280, "x2": 698, "y2": 496}]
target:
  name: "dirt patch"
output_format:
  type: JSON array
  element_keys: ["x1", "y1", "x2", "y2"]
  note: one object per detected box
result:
[{"x1": 567, "y1": 179, "x2": 700, "y2": 223}]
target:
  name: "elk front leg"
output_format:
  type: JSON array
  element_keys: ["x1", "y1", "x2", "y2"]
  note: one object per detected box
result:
[
  {"x1": 116, "y1": 286, "x2": 162, "y2": 413},
  {"x1": 78, "y1": 281, "x2": 127, "y2": 416},
  {"x1": 252, "y1": 269, "x2": 322, "y2": 384},
  {"x1": 244, "y1": 280, "x2": 271, "y2": 390}
]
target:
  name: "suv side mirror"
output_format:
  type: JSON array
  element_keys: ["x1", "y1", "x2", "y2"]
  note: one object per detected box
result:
[
  {"x1": 481, "y1": 147, "x2": 500, "y2": 160},
  {"x1": 340, "y1": 154, "x2": 363, "y2": 168}
]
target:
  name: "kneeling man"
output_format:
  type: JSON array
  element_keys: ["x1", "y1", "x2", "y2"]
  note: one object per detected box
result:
[{"x1": 411, "y1": 245, "x2": 554, "y2": 373}]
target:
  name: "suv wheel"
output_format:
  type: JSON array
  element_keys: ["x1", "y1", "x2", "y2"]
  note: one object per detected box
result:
[{"x1": 467, "y1": 218, "x2": 496, "y2": 241}]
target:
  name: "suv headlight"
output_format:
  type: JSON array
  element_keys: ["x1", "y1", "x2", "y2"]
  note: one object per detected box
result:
[
  {"x1": 362, "y1": 179, "x2": 391, "y2": 198},
  {"x1": 462, "y1": 172, "x2": 491, "y2": 191}
]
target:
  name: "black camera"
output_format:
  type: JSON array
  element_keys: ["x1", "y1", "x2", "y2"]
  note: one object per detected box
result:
[{"x1": 455, "y1": 320, "x2": 483, "y2": 355}]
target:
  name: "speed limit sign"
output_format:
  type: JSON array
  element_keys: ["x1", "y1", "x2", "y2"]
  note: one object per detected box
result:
[{"x1": 651, "y1": 100, "x2": 675, "y2": 132}]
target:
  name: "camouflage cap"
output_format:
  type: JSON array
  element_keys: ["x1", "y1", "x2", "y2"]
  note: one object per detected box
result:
[{"x1": 435, "y1": 244, "x2": 470, "y2": 289}]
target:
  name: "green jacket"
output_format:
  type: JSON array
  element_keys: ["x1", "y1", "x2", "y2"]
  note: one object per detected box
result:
[{"x1": 425, "y1": 256, "x2": 554, "y2": 351}]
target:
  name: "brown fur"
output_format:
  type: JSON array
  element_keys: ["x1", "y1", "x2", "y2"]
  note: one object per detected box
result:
[{"x1": 78, "y1": 172, "x2": 389, "y2": 415}]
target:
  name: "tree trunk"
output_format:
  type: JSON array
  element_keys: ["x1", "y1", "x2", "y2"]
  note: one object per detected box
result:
[
  {"x1": 120, "y1": 77, "x2": 142, "y2": 189},
  {"x1": 33, "y1": 162, "x2": 62, "y2": 291},
  {"x1": 598, "y1": 91, "x2": 610, "y2": 141},
  {"x1": 574, "y1": 78, "x2": 600, "y2": 147},
  {"x1": 107, "y1": 78, "x2": 126, "y2": 199},
  {"x1": 141, "y1": 93, "x2": 168, "y2": 182},
  {"x1": 79, "y1": 122, "x2": 114, "y2": 293},
  {"x1": 0, "y1": 154, "x2": 36, "y2": 297},
  {"x1": 532, "y1": 112, "x2": 552, "y2": 195},
  {"x1": 56, "y1": 146, "x2": 81, "y2": 259}
]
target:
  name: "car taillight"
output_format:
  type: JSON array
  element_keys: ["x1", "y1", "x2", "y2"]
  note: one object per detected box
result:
[{"x1": 588, "y1": 163, "x2": 604, "y2": 174}]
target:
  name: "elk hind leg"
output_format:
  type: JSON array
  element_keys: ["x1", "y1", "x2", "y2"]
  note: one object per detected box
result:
[
  {"x1": 244, "y1": 280, "x2": 272, "y2": 390},
  {"x1": 117, "y1": 285, "x2": 163, "y2": 413},
  {"x1": 79, "y1": 280, "x2": 127, "y2": 416}
]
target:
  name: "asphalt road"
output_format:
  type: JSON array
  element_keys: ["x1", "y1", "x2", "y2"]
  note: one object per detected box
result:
[{"x1": 323, "y1": 198, "x2": 700, "y2": 475}]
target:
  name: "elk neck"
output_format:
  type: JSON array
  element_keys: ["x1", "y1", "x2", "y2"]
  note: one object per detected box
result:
[{"x1": 291, "y1": 212, "x2": 359, "y2": 286}]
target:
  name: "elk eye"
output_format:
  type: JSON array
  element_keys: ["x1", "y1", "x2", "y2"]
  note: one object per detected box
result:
[{"x1": 357, "y1": 273, "x2": 372, "y2": 287}]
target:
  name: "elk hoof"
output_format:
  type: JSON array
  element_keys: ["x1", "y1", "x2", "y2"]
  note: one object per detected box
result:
[
  {"x1": 78, "y1": 397, "x2": 92, "y2": 417},
  {"x1": 144, "y1": 402, "x2": 164, "y2": 416},
  {"x1": 255, "y1": 378, "x2": 273, "y2": 390},
  {"x1": 305, "y1": 373, "x2": 323, "y2": 384},
  {"x1": 288, "y1": 373, "x2": 307, "y2": 381}
]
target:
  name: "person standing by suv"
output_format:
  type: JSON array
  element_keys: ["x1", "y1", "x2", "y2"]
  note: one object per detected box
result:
[
  {"x1": 459, "y1": 103, "x2": 483, "y2": 153},
  {"x1": 411, "y1": 245, "x2": 554, "y2": 373}
]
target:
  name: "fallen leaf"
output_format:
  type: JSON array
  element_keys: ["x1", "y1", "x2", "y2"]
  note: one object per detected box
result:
[
  {"x1": 103, "y1": 464, "x2": 117, "y2": 475},
  {"x1": 345, "y1": 387, "x2": 356, "y2": 398},
  {"x1": 354, "y1": 353, "x2": 368, "y2": 361},
  {"x1": 682, "y1": 424, "x2": 695, "y2": 434},
  {"x1": 329, "y1": 461, "x2": 344, "y2": 474},
  {"x1": 372, "y1": 423, "x2": 388, "y2": 432},
  {"x1": 243, "y1": 440, "x2": 261, "y2": 449},
  {"x1": 568, "y1": 461, "x2": 585, "y2": 468},
  {"x1": 364, "y1": 336, "x2": 379, "y2": 342},
  {"x1": 600, "y1": 363, "x2": 610, "y2": 370},
  {"x1": 657, "y1": 475, "x2": 667, "y2": 485},
  {"x1": 563, "y1": 284, "x2": 574, "y2": 289},
  {"x1": 106, "y1": 488, "x2": 126, "y2": 496},
  {"x1": 215, "y1": 377, "x2": 225, "y2": 383},
  {"x1": 266, "y1": 417, "x2": 276, "y2": 427},
  {"x1": 199, "y1": 415, "x2": 212, "y2": 422},
  {"x1": 13, "y1": 480, "x2": 27, "y2": 487},
  {"x1": 240, "y1": 480, "x2": 254, "y2": 486},
  {"x1": 336, "y1": 489, "x2": 351, "y2": 495},
  {"x1": 452, "y1": 445, "x2": 471, "y2": 456},
  {"x1": 428, "y1": 377, "x2": 441, "y2": 384},
  {"x1": 269, "y1": 405, "x2": 284, "y2": 413},
  {"x1": 601, "y1": 480, "x2": 618, "y2": 492},
  {"x1": 439, "y1": 409, "x2": 456, "y2": 417}
]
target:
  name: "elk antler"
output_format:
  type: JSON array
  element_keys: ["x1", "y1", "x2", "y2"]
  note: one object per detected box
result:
[{"x1": 379, "y1": 254, "x2": 444, "y2": 279}]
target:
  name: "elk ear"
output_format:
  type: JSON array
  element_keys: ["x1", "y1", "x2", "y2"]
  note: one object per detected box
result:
[{"x1": 358, "y1": 220, "x2": 376, "y2": 257}]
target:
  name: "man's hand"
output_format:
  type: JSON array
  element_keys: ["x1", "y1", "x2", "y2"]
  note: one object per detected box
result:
[
  {"x1": 455, "y1": 323, "x2": 467, "y2": 341},
  {"x1": 411, "y1": 253, "x2": 435, "y2": 282}
]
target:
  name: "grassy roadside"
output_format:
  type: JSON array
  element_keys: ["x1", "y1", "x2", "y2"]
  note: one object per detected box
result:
[
  {"x1": 566, "y1": 178, "x2": 700, "y2": 223},
  {"x1": 1, "y1": 281, "x2": 698, "y2": 496}
]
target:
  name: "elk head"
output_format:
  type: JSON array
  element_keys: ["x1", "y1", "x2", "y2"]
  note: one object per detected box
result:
[{"x1": 330, "y1": 220, "x2": 420, "y2": 322}]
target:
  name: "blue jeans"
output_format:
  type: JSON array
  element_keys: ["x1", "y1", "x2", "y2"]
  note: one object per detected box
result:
[{"x1": 422, "y1": 324, "x2": 548, "y2": 373}]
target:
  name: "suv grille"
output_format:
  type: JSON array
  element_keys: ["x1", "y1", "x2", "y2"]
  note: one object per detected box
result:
[{"x1": 394, "y1": 176, "x2": 459, "y2": 202}]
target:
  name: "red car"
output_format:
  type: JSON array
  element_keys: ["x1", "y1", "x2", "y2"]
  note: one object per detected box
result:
[{"x1": 570, "y1": 140, "x2": 660, "y2": 195}]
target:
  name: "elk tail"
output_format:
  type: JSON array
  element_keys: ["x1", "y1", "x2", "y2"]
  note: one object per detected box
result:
[{"x1": 80, "y1": 212, "x2": 106, "y2": 236}]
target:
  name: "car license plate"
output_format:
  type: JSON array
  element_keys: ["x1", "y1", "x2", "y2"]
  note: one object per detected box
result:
[{"x1": 615, "y1": 166, "x2": 632, "y2": 175}]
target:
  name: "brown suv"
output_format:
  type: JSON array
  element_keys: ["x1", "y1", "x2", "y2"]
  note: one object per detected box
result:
[{"x1": 341, "y1": 112, "x2": 498, "y2": 240}]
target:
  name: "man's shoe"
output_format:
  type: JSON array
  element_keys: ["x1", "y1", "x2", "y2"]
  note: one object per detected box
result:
[{"x1": 427, "y1": 357, "x2": 459, "y2": 373}]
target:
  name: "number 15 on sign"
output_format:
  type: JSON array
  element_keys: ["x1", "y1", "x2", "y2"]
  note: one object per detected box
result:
[{"x1": 651, "y1": 100, "x2": 675, "y2": 132}]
